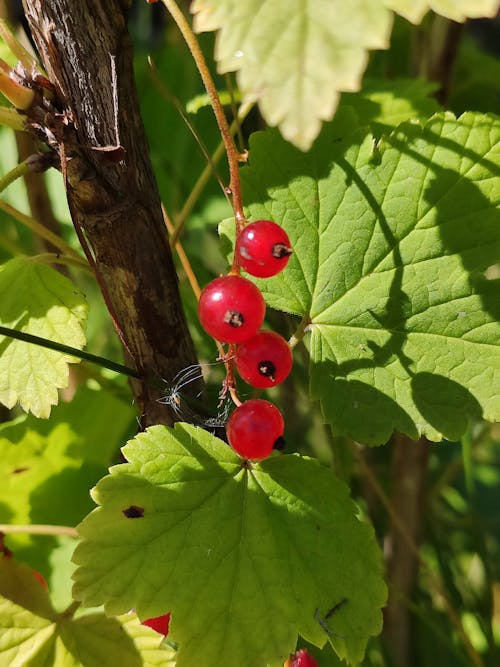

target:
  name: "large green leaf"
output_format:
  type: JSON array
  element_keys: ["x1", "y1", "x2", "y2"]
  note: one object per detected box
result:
[
  {"x1": 222, "y1": 111, "x2": 500, "y2": 445},
  {"x1": 385, "y1": 0, "x2": 500, "y2": 23},
  {"x1": 192, "y1": 0, "x2": 393, "y2": 151},
  {"x1": 0, "y1": 257, "x2": 87, "y2": 418},
  {"x1": 191, "y1": 1, "x2": 499, "y2": 150},
  {"x1": 73, "y1": 424, "x2": 386, "y2": 667},
  {"x1": 0, "y1": 556, "x2": 168, "y2": 666}
]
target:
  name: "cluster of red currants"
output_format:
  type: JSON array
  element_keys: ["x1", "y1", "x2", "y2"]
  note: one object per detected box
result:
[{"x1": 198, "y1": 220, "x2": 293, "y2": 460}]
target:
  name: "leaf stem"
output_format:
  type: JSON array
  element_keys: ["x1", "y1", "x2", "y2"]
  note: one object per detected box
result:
[
  {"x1": 0, "y1": 106, "x2": 25, "y2": 131},
  {"x1": 0, "y1": 160, "x2": 29, "y2": 193},
  {"x1": 0, "y1": 198, "x2": 84, "y2": 261},
  {"x1": 160, "y1": 0, "x2": 246, "y2": 235},
  {"x1": 170, "y1": 101, "x2": 252, "y2": 248},
  {"x1": 289, "y1": 314, "x2": 312, "y2": 349},
  {"x1": 0, "y1": 523, "x2": 78, "y2": 538},
  {"x1": 0, "y1": 325, "x2": 140, "y2": 379},
  {"x1": 29, "y1": 251, "x2": 91, "y2": 271}
]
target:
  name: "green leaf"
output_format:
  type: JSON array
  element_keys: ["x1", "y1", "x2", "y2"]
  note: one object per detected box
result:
[
  {"x1": 341, "y1": 78, "x2": 440, "y2": 133},
  {"x1": 0, "y1": 257, "x2": 87, "y2": 418},
  {"x1": 385, "y1": 0, "x2": 500, "y2": 24},
  {"x1": 73, "y1": 424, "x2": 386, "y2": 667},
  {"x1": 0, "y1": 556, "x2": 166, "y2": 667},
  {"x1": 192, "y1": 0, "x2": 393, "y2": 150},
  {"x1": 223, "y1": 110, "x2": 500, "y2": 444},
  {"x1": 186, "y1": 89, "x2": 241, "y2": 114}
]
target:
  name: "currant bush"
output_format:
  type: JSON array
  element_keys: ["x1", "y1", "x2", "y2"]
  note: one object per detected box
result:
[
  {"x1": 226, "y1": 399, "x2": 284, "y2": 459},
  {"x1": 198, "y1": 275, "x2": 265, "y2": 343},
  {"x1": 235, "y1": 330, "x2": 293, "y2": 388},
  {"x1": 236, "y1": 220, "x2": 292, "y2": 277}
]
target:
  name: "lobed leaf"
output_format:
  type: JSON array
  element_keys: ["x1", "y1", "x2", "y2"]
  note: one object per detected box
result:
[
  {"x1": 73, "y1": 423, "x2": 386, "y2": 667},
  {"x1": 192, "y1": 0, "x2": 393, "y2": 150},
  {"x1": 223, "y1": 110, "x2": 500, "y2": 444},
  {"x1": 0, "y1": 257, "x2": 87, "y2": 418},
  {"x1": 385, "y1": 0, "x2": 500, "y2": 24}
]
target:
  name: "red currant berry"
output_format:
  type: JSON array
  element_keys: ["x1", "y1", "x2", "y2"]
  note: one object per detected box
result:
[
  {"x1": 290, "y1": 648, "x2": 318, "y2": 667},
  {"x1": 226, "y1": 399, "x2": 284, "y2": 459},
  {"x1": 141, "y1": 612, "x2": 171, "y2": 635},
  {"x1": 198, "y1": 275, "x2": 265, "y2": 343},
  {"x1": 235, "y1": 331, "x2": 292, "y2": 388},
  {"x1": 236, "y1": 220, "x2": 292, "y2": 278}
]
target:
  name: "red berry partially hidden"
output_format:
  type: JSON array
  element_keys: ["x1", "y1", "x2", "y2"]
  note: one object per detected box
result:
[
  {"x1": 236, "y1": 330, "x2": 293, "y2": 388},
  {"x1": 198, "y1": 275, "x2": 265, "y2": 343},
  {"x1": 290, "y1": 648, "x2": 318, "y2": 667},
  {"x1": 226, "y1": 399, "x2": 284, "y2": 459},
  {"x1": 141, "y1": 612, "x2": 171, "y2": 635},
  {"x1": 236, "y1": 220, "x2": 292, "y2": 278},
  {"x1": 32, "y1": 569, "x2": 48, "y2": 591}
]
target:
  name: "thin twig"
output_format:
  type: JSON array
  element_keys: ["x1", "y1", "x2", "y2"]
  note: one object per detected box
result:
[
  {"x1": 161, "y1": 203, "x2": 201, "y2": 301},
  {"x1": 289, "y1": 315, "x2": 312, "y2": 349},
  {"x1": 0, "y1": 523, "x2": 78, "y2": 538},
  {"x1": 170, "y1": 101, "x2": 252, "y2": 248},
  {"x1": 0, "y1": 198, "x2": 83, "y2": 260},
  {"x1": 0, "y1": 160, "x2": 29, "y2": 193},
  {"x1": 160, "y1": 0, "x2": 246, "y2": 237},
  {"x1": 0, "y1": 325, "x2": 140, "y2": 379}
]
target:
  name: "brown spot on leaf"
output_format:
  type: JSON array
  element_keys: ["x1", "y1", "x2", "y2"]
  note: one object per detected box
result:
[{"x1": 123, "y1": 505, "x2": 144, "y2": 518}]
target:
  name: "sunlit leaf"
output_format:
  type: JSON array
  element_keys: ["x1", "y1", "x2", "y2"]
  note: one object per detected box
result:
[
  {"x1": 73, "y1": 424, "x2": 386, "y2": 666},
  {"x1": 222, "y1": 110, "x2": 500, "y2": 444},
  {"x1": 0, "y1": 257, "x2": 87, "y2": 417}
]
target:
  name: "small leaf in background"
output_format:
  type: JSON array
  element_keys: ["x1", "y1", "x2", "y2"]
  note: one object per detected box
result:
[
  {"x1": 224, "y1": 110, "x2": 500, "y2": 445},
  {"x1": 385, "y1": 0, "x2": 500, "y2": 24},
  {"x1": 0, "y1": 257, "x2": 87, "y2": 418},
  {"x1": 0, "y1": 556, "x2": 167, "y2": 667},
  {"x1": 192, "y1": 0, "x2": 393, "y2": 151},
  {"x1": 341, "y1": 78, "x2": 440, "y2": 133},
  {"x1": 73, "y1": 424, "x2": 386, "y2": 667}
]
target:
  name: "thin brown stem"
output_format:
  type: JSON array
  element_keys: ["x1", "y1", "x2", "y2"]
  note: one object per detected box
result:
[
  {"x1": 160, "y1": 0, "x2": 246, "y2": 236},
  {"x1": 148, "y1": 55, "x2": 228, "y2": 198},
  {"x1": 170, "y1": 101, "x2": 252, "y2": 248},
  {"x1": 161, "y1": 203, "x2": 201, "y2": 301}
]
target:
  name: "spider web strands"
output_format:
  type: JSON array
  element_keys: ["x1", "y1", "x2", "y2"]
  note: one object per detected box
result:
[{"x1": 159, "y1": 360, "x2": 233, "y2": 428}]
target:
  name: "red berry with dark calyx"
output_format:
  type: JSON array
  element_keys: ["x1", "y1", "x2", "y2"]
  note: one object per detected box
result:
[
  {"x1": 198, "y1": 275, "x2": 265, "y2": 343},
  {"x1": 141, "y1": 612, "x2": 171, "y2": 635},
  {"x1": 236, "y1": 330, "x2": 293, "y2": 388},
  {"x1": 236, "y1": 220, "x2": 292, "y2": 277},
  {"x1": 226, "y1": 399, "x2": 284, "y2": 459},
  {"x1": 290, "y1": 648, "x2": 318, "y2": 667}
]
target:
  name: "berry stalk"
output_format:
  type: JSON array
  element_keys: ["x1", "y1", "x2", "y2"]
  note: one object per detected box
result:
[{"x1": 160, "y1": 0, "x2": 246, "y2": 234}]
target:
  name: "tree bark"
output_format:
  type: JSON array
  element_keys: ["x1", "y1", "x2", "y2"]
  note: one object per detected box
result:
[{"x1": 22, "y1": 0, "x2": 199, "y2": 425}]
